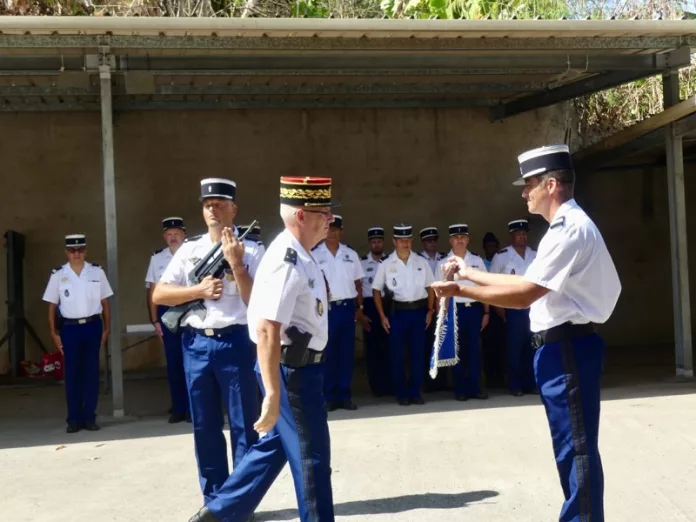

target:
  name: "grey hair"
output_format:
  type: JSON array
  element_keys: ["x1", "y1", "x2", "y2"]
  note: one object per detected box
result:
[{"x1": 280, "y1": 203, "x2": 298, "y2": 225}]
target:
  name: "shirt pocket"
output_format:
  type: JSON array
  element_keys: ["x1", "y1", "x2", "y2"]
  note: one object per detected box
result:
[
  {"x1": 59, "y1": 283, "x2": 75, "y2": 302},
  {"x1": 414, "y1": 267, "x2": 427, "y2": 287},
  {"x1": 223, "y1": 275, "x2": 240, "y2": 297},
  {"x1": 88, "y1": 281, "x2": 101, "y2": 300}
]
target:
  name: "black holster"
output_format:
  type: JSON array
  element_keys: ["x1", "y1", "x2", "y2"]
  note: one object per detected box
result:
[{"x1": 280, "y1": 326, "x2": 324, "y2": 368}]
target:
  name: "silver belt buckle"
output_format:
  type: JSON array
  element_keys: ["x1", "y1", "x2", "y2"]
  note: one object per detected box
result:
[
  {"x1": 465, "y1": 302, "x2": 472, "y2": 308},
  {"x1": 313, "y1": 352, "x2": 323, "y2": 363},
  {"x1": 204, "y1": 328, "x2": 215, "y2": 337},
  {"x1": 78, "y1": 318, "x2": 87, "y2": 324}
]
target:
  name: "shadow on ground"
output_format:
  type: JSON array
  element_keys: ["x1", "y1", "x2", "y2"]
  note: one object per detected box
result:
[{"x1": 255, "y1": 490, "x2": 500, "y2": 520}]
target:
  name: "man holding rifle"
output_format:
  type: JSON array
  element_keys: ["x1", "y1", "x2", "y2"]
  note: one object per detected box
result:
[{"x1": 153, "y1": 178, "x2": 263, "y2": 505}]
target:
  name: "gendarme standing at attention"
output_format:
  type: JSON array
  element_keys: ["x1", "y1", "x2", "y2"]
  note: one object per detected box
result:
[{"x1": 432, "y1": 144, "x2": 621, "y2": 522}]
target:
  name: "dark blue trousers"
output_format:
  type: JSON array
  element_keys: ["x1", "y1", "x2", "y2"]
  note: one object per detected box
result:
[
  {"x1": 182, "y1": 326, "x2": 259, "y2": 503},
  {"x1": 389, "y1": 307, "x2": 427, "y2": 401},
  {"x1": 324, "y1": 300, "x2": 356, "y2": 403},
  {"x1": 207, "y1": 361, "x2": 334, "y2": 522},
  {"x1": 452, "y1": 302, "x2": 483, "y2": 397},
  {"x1": 362, "y1": 297, "x2": 392, "y2": 396},
  {"x1": 60, "y1": 318, "x2": 102, "y2": 425},
  {"x1": 534, "y1": 332, "x2": 605, "y2": 522},
  {"x1": 506, "y1": 308, "x2": 535, "y2": 393},
  {"x1": 157, "y1": 305, "x2": 189, "y2": 415}
]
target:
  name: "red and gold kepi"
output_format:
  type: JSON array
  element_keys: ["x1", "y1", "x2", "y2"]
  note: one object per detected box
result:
[{"x1": 279, "y1": 176, "x2": 340, "y2": 208}]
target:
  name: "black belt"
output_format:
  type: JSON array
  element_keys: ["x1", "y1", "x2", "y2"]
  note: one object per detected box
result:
[
  {"x1": 393, "y1": 298, "x2": 428, "y2": 311},
  {"x1": 531, "y1": 322, "x2": 596, "y2": 349},
  {"x1": 62, "y1": 314, "x2": 100, "y2": 326},
  {"x1": 330, "y1": 299, "x2": 354, "y2": 307},
  {"x1": 280, "y1": 344, "x2": 325, "y2": 368},
  {"x1": 188, "y1": 324, "x2": 247, "y2": 338}
]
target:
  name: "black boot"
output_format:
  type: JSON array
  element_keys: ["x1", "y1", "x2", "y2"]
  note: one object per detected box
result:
[{"x1": 188, "y1": 506, "x2": 220, "y2": 522}]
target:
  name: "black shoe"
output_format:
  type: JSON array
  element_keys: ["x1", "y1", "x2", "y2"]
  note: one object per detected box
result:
[
  {"x1": 455, "y1": 395, "x2": 468, "y2": 402},
  {"x1": 474, "y1": 393, "x2": 489, "y2": 400},
  {"x1": 341, "y1": 400, "x2": 358, "y2": 411},
  {"x1": 511, "y1": 390, "x2": 524, "y2": 397},
  {"x1": 83, "y1": 422, "x2": 100, "y2": 431},
  {"x1": 325, "y1": 401, "x2": 338, "y2": 412},
  {"x1": 66, "y1": 423, "x2": 81, "y2": 433},
  {"x1": 411, "y1": 397, "x2": 425, "y2": 405},
  {"x1": 168, "y1": 412, "x2": 186, "y2": 424},
  {"x1": 398, "y1": 399, "x2": 410, "y2": 406},
  {"x1": 185, "y1": 411, "x2": 192, "y2": 423},
  {"x1": 188, "y1": 506, "x2": 220, "y2": 522}
]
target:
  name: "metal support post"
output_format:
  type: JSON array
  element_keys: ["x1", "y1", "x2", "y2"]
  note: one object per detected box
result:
[
  {"x1": 663, "y1": 69, "x2": 693, "y2": 378},
  {"x1": 99, "y1": 61, "x2": 125, "y2": 415}
]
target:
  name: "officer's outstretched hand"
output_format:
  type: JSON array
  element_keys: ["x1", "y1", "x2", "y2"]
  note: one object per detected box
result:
[
  {"x1": 198, "y1": 275, "x2": 223, "y2": 300},
  {"x1": 431, "y1": 281, "x2": 461, "y2": 299},
  {"x1": 442, "y1": 256, "x2": 468, "y2": 281},
  {"x1": 221, "y1": 227, "x2": 245, "y2": 267},
  {"x1": 254, "y1": 395, "x2": 280, "y2": 434}
]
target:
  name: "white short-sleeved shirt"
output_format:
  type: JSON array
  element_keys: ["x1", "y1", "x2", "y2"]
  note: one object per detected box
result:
[
  {"x1": 145, "y1": 248, "x2": 175, "y2": 289},
  {"x1": 312, "y1": 243, "x2": 365, "y2": 301},
  {"x1": 524, "y1": 199, "x2": 621, "y2": 333},
  {"x1": 159, "y1": 233, "x2": 264, "y2": 329},
  {"x1": 247, "y1": 229, "x2": 329, "y2": 352},
  {"x1": 360, "y1": 253, "x2": 387, "y2": 298},
  {"x1": 372, "y1": 251, "x2": 435, "y2": 302},
  {"x1": 490, "y1": 246, "x2": 537, "y2": 277},
  {"x1": 42, "y1": 262, "x2": 114, "y2": 319},
  {"x1": 419, "y1": 251, "x2": 448, "y2": 276},
  {"x1": 442, "y1": 250, "x2": 487, "y2": 304}
]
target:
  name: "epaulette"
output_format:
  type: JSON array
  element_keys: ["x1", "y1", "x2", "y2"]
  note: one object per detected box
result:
[
  {"x1": 152, "y1": 247, "x2": 164, "y2": 256},
  {"x1": 361, "y1": 254, "x2": 368, "y2": 260},
  {"x1": 381, "y1": 254, "x2": 389, "y2": 261},
  {"x1": 91, "y1": 263, "x2": 101, "y2": 268},
  {"x1": 284, "y1": 247, "x2": 297, "y2": 265},
  {"x1": 550, "y1": 216, "x2": 566, "y2": 230},
  {"x1": 256, "y1": 241, "x2": 264, "y2": 246},
  {"x1": 184, "y1": 234, "x2": 202, "y2": 243},
  {"x1": 51, "y1": 265, "x2": 62, "y2": 274},
  {"x1": 470, "y1": 252, "x2": 480, "y2": 257},
  {"x1": 498, "y1": 248, "x2": 508, "y2": 254}
]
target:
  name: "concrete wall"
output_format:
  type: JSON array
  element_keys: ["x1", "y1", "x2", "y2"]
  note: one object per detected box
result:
[{"x1": 0, "y1": 104, "x2": 686, "y2": 373}]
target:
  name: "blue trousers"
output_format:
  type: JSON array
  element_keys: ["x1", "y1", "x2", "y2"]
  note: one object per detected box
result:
[
  {"x1": 324, "y1": 300, "x2": 356, "y2": 402},
  {"x1": 362, "y1": 298, "x2": 392, "y2": 396},
  {"x1": 60, "y1": 318, "x2": 102, "y2": 424},
  {"x1": 534, "y1": 332, "x2": 605, "y2": 522},
  {"x1": 506, "y1": 308, "x2": 535, "y2": 393},
  {"x1": 157, "y1": 305, "x2": 189, "y2": 415},
  {"x1": 182, "y1": 326, "x2": 260, "y2": 503},
  {"x1": 207, "y1": 361, "x2": 334, "y2": 522},
  {"x1": 452, "y1": 302, "x2": 483, "y2": 397},
  {"x1": 389, "y1": 307, "x2": 427, "y2": 401}
]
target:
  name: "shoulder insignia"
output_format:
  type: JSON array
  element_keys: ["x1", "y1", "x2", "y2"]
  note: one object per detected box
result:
[
  {"x1": 550, "y1": 216, "x2": 566, "y2": 230},
  {"x1": 361, "y1": 254, "x2": 368, "y2": 260},
  {"x1": 439, "y1": 251, "x2": 448, "y2": 257},
  {"x1": 284, "y1": 247, "x2": 298, "y2": 265},
  {"x1": 498, "y1": 248, "x2": 508, "y2": 254},
  {"x1": 152, "y1": 247, "x2": 164, "y2": 256},
  {"x1": 91, "y1": 263, "x2": 101, "y2": 268},
  {"x1": 184, "y1": 234, "x2": 202, "y2": 243},
  {"x1": 470, "y1": 252, "x2": 480, "y2": 257},
  {"x1": 51, "y1": 265, "x2": 62, "y2": 274},
  {"x1": 256, "y1": 241, "x2": 264, "y2": 246},
  {"x1": 381, "y1": 254, "x2": 389, "y2": 261}
]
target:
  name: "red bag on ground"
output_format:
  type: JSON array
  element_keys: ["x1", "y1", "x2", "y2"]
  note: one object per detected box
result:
[{"x1": 42, "y1": 352, "x2": 64, "y2": 380}]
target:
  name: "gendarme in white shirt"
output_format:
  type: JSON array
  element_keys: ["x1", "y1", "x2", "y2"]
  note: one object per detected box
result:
[
  {"x1": 490, "y1": 245, "x2": 537, "y2": 277},
  {"x1": 440, "y1": 250, "x2": 487, "y2": 304},
  {"x1": 523, "y1": 199, "x2": 621, "y2": 333},
  {"x1": 247, "y1": 229, "x2": 329, "y2": 352},
  {"x1": 145, "y1": 247, "x2": 175, "y2": 289},
  {"x1": 42, "y1": 263, "x2": 114, "y2": 319},
  {"x1": 312, "y1": 242, "x2": 364, "y2": 302},
  {"x1": 372, "y1": 251, "x2": 434, "y2": 302},
  {"x1": 159, "y1": 233, "x2": 264, "y2": 329}
]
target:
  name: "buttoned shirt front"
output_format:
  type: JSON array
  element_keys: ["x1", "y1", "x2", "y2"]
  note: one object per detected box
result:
[
  {"x1": 523, "y1": 199, "x2": 621, "y2": 333},
  {"x1": 312, "y1": 242, "x2": 364, "y2": 302},
  {"x1": 159, "y1": 233, "x2": 264, "y2": 329},
  {"x1": 372, "y1": 251, "x2": 435, "y2": 302},
  {"x1": 444, "y1": 250, "x2": 488, "y2": 304},
  {"x1": 42, "y1": 262, "x2": 114, "y2": 319},
  {"x1": 246, "y1": 229, "x2": 329, "y2": 351},
  {"x1": 360, "y1": 253, "x2": 386, "y2": 298},
  {"x1": 145, "y1": 247, "x2": 175, "y2": 289},
  {"x1": 490, "y1": 246, "x2": 537, "y2": 277}
]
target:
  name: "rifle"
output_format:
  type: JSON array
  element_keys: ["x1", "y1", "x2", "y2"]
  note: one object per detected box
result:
[{"x1": 161, "y1": 220, "x2": 258, "y2": 333}]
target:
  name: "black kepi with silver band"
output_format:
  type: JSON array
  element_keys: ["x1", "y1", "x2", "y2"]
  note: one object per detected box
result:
[
  {"x1": 393, "y1": 224, "x2": 412, "y2": 238},
  {"x1": 162, "y1": 217, "x2": 185, "y2": 231},
  {"x1": 65, "y1": 234, "x2": 86, "y2": 248},
  {"x1": 513, "y1": 144, "x2": 573, "y2": 186},
  {"x1": 508, "y1": 219, "x2": 529, "y2": 233},
  {"x1": 419, "y1": 227, "x2": 438, "y2": 241},
  {"x1": 200, "y1": 178, "x2": 236, "y2": 200},
  {"x1": 448, "y1": 224, "x2": 469, "y2": 236},
  {"x1": 367, "y1": 227, "x2": 384, "y2": 239}
]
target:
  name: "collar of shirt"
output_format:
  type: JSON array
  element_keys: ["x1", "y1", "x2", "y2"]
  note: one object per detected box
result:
[{"x1": 550, "y1": 198, "x2": 579, "y2": 225}]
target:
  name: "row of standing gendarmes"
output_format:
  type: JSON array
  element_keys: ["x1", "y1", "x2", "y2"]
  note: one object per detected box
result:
[{"x1": 41, "y1": 143, "x2": 622, "y2": 522}]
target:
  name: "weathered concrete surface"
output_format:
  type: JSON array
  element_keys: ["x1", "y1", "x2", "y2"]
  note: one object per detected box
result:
[{"x1": 1, "y1": 378, "x2": 695, "y2": 522}]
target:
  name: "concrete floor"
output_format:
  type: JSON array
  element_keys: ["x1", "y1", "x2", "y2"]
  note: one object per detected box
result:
[{"x1": 1, "y1": 368, "x2": 696, "y2": 522}]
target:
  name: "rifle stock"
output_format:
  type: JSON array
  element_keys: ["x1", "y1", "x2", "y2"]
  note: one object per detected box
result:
[{"x1": 161, "y1": 220, "x2": 258, "y2": 333}]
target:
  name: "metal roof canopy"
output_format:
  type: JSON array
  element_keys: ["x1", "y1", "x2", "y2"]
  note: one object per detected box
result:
[
  {"x1": 2, "y1": 17, "x2": 694, "y2": 415},
  {"x1": 0, "y1": 18, "x2": 692, "y2": 117}
]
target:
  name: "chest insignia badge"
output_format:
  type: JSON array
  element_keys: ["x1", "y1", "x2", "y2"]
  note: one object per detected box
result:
[
  {"x1": 392, "y1": 278, "x2": 397, "y2": 287},
  {"x1": 368, "y1": 277, "x2": 373, "y2": 284},
  {"x1": 308, "y1": 278, "x2": 315, "y2": 289},
  {"x1": 511, "y1": 269, "x2": 516, "y2": 275},
  {"x1": 60, "y1": 277, "x2": 69, "y2": 283},
  {"x1": 64, "y1": 289, "x2": 70, "y2": 298},
  {"x1": 316, "y1": 298, "x2": 324, "y2": 317}
]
